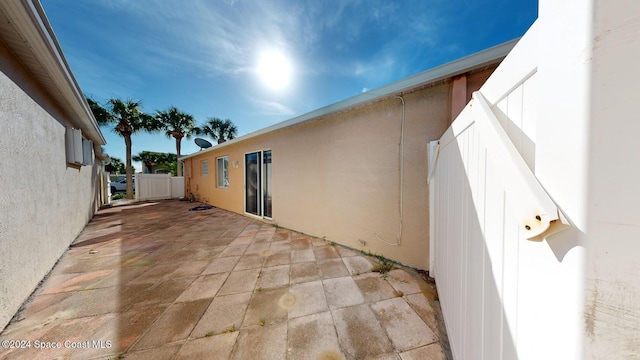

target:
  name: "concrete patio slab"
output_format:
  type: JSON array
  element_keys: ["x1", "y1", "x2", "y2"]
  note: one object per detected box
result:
[
  {"x1": 372, "y1": 297, "x2": 438, "y2": 352},
  {"x1": 290, "y1": 261, "x2": 320, "y2": 284},
  {"x1": 318, "y1": 258, "x2": 350, "y2": 279},
  {"x1": 332, "y1": 303, "x2": 394, "y2": 359},
  {"x1": 242, "y1": 286, "x2": 289, "y2": 327},
  {"x1": 324, "y1": 276, "x2": 365, "y2": 310},
  {"x1": 386, "y1": 269, "x2": 422, "y2": 295},
  {"x1": 126, "y1": 343, "x2": 182, "y2": 360},
  {"x1": 191, "y1": 292, "x2": 251, "y2": 337},
  {"x1": 288, "y1": 311, "x2": 343, "y2": 360},
  {"x1": 342, "y1": 255, "x2": 375, "y2": 275},
  {"x1": 258, "y1": 264, "x2": 290, "y2": 289},
  {"x1": 0, "y1": 200, "x2": 449, "y2": 359},
  {"x1": 399, "y1": 343, "x2": 447, "y2": 360},
  {"x1": 313, "y1": 244, "x2": 341, "y2": 261},
  {"x1": 175, "y1": 332, "x2": 238, "y2": 359},
  {"x1": 291, "y1": 248, "x2": 315, "y2": 263},
  {"x1": 131, "y1": 298, "x2": 211, "y2": 350},
  {"x1": 217, "y1": 268, "x2": 260, "y2": 296},
  {"x1": 287, "y1": 280, "x2": 328, "y2": 319},
  {"x1": 203, "y1": 255, "x2": 240, "y2": 274},
  {"x1": 264, "y1": 252, "x2": 291, "y2": 267},
  {"x1": 232, "y1": 321, "x2": 287, "y2": 360},
  {"x1": 269, "y1": 240, "x2": 291, "y2": 253},
  {"x1": 175, "y1": 273, "x2": 228, "y2": 302},
  {"x1": 234, "y1": 254, "x2": 265, "y2": 270},
  {"x1": 405, "y1": 292, "x2": 440, "y2": 334},
  {"x1": 244, "y1": 242, "x2": 270, "y2": 255},
  {"x1": 354, "y1": 272, "x2": 398, "y2": 303}
]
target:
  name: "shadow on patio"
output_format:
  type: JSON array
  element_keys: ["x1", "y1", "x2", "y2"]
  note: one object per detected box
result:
[{"x1": 0, "y1": 200, "x2": 448, "y2": 359}]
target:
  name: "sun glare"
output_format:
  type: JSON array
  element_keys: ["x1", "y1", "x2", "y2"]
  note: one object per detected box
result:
[{"x1": 257, "y1": 50, "x2": 292, "y2": 91}]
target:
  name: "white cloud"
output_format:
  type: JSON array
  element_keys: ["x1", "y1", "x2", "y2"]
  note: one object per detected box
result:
[
  {"x1": 63, "y1": 0, "x2": 443, "y2": 101},
  {"x1": 92, "y1": 0, "x2": 436, "y2": 80},
  {"x1": 250, "y1": 98, "x2": 296, "y2": 117}
]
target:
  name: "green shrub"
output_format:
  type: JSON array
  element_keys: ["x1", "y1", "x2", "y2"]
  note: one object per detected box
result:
[{"x1": 111, "y1": 193, "x2": 126, "y2": 200}]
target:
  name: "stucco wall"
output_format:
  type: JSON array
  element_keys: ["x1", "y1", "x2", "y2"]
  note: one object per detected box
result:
[
  {"x1": 583, "y1": 0, "x2": 640, "y2": 356},
  {"x1": 518, "y1": 1, "x2": 640, "y2": 356},
  {"x1": 0, "y1": 42, "x2": 101, "y2": 330},
  {"x1": 185, "y1": 69, "x2": 495, "y2": 269}
]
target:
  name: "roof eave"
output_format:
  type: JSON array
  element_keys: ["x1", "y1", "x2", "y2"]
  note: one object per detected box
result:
[{"x1": 0, "y1": 0, "x2": 106, "y2": 145}]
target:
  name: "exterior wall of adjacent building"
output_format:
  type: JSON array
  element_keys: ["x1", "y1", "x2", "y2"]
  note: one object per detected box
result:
[
  {"x1": 540, "y1": 0, "x2": 640, "y2": 357},
  {"x1": 184, "y1": 68, "x2": 495, "y2": 270},
  {"x1": 0, "y1": 40, "x2": 103, "y2": 330}
]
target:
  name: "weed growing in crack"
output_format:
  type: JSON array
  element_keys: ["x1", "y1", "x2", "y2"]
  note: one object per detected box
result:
[
  {"x1": 366, "y1": 250, "x2": 394, "y2": 278},
  {"x1": 222, "y1": 324, "x2": 236, "y2": 333}
]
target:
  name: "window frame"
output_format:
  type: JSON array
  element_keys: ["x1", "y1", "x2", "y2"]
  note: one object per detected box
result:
[{"x1": 217, "y1": 156, "x2": 229, "y2": 188}]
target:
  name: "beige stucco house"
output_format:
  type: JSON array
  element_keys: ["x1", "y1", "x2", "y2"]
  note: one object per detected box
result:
[
  {"x1": 181, "y1": 40, "x2": 516, "y2": 270},
  {"x1": 0, "y1": 1, "x2": 107, "y2": 329}
]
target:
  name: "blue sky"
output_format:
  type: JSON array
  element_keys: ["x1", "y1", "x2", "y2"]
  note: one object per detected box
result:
[{"x1": 41, "y1": 0, "x2": 537, "y2": 172}]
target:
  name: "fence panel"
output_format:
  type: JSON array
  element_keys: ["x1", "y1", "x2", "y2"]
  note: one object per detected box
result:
[
  {"x1": 135, "y1": 174, "x2": 184, "y2": 201},
  {"x1": 171, "y1": 176, "x2": 185, "y2": 198}
]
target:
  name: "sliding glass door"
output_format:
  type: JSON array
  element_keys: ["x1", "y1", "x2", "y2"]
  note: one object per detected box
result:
[
  {"x1": 245, "y1": 152, "x2": 260, "y2": 215},
  {"x1": 245, "y1": 150, "x2": 272, "y2": 218}
]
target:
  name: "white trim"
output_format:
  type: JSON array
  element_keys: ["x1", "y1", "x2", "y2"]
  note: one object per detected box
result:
[
  {"x1": 262, "y1": 149, "x2": 273, "y2": 220},
  {"x1": 428, "y1": 140, "x2": 439, "y2": 276}
]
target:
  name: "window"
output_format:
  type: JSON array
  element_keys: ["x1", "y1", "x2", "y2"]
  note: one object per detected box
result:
[
  {"x1": 82, "y1": 139, "x2": 93, "y2": 166},
  {"x1": 201, "y1": 160, "x2": 208, "y2": 175},
  {"x1": 217, "y1": 156, "x2": 229, "y2": 188}
]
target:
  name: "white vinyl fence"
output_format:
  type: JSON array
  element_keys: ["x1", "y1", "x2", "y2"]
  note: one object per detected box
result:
[
  {"x1": 429, "y1": 23, "x2": 572, "y2": 359},
  {"x1": 135, "y1": 174, "x2": 185, "y2": 201}
]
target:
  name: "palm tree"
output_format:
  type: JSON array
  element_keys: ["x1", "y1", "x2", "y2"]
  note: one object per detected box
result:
[
  {"x1": 153, "y1": 153, "x2": 178, "y2": 175},
  {"x1": 156, "y1": 107, "x2": 197, "y2": 176},
  {"x1": 199, "y1": 118, "x2": 238, "y2": 144},
  {"x1": 88, "y1": 98, "x2": 157, "y2": 199},
  {"x1": 105, "y1": 157, "x2": 126, "y2": 174},
  {"x1": 133, "y1": 151, "x2": 177, "y2": 174},
  {"x1": 133, "y1": 151, "x2": 161, "y2": 173}
]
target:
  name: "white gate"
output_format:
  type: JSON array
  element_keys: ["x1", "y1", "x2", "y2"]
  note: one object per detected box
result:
[{"x1": 135, "y1": 174, "x2": 185, "y2": 201}]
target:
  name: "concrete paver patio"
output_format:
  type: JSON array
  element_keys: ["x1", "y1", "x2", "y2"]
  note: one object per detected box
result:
[{"x1": 0, "y1": 200, "x2": 449, "y2": 359}]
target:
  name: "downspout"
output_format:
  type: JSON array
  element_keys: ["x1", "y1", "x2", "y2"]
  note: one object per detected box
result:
[{"x1": 375, "y1": 95, "x2": 405, "y2": 246}]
